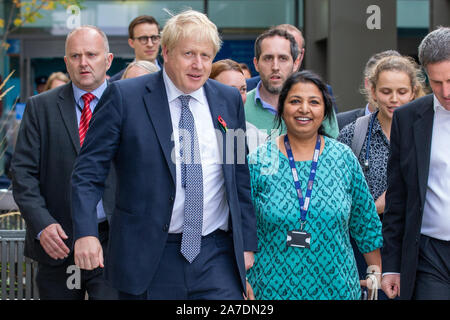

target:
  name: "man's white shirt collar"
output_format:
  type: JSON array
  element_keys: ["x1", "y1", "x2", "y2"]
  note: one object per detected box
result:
[
  {"x1": 162, "y1": 68, "x2": 206, "y2": 106},
  {"x1": 433, "y1": 94, "x2": 448, "y2": 112}
]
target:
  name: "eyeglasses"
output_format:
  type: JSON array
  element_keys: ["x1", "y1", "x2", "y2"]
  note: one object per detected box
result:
[{"x1": 133, "y1": 35, "x2": 161, "y2": 45}]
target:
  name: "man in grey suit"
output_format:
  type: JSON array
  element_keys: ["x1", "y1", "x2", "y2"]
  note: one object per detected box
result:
[{"x1": 11, "y1": 25, "x2": 117, "y2": 300}]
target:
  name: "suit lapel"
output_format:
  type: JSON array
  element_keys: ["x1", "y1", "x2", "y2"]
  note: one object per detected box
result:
[
  {"x1": 203, "y1": 80, "x2": 228, "y2": 133},
  {"x1": 143, "y1": 72, "x2": 176, "y2": 183},
  {"x1": 203, "y1": 80, "x2": 230, "y2": 169},
  {"x1": 141, "y1": 77, "x2": 234, "y2": 184},
  {"x1": 57, "y1": 83, "x2": 80, "y2": 153},
  {"x1": 412, "y1": 96, "x2": 434, "y2": 206}
]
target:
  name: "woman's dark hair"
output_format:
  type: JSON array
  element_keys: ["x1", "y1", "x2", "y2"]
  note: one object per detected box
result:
[{"x1": 274, "y1": 70, "x2": 333, "y2": 137}]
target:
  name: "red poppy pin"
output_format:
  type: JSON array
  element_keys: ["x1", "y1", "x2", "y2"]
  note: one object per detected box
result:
[{"x1": 218, "y1": 115, "x2": 228, "y2": 133}]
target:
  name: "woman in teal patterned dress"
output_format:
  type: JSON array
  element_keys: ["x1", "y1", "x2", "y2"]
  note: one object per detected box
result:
[{"x1": 246, "y1": 71, "x2": 383, "y2": 300}]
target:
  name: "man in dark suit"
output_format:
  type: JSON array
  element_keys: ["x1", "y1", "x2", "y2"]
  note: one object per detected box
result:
[
  {"x1": 11, "y1": 26, "x2": 117, "y2": 299},
  {"x1": 382, "y1": 27, "x2": 450, "y2": 300},
  {"x1": 109, "y1": 15, "x2": 162, "y2": 82},
  {"x1": 71, "y1": 10, "x2": 258, "y2": 300}
]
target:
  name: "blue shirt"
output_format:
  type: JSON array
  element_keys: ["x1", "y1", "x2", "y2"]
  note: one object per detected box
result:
[
  {"x1": 255, "y1": 81, "x2": 277, "y2": 115},
  {"x1": 72, "y1": 80, "x2": 107, "y2": 123}
]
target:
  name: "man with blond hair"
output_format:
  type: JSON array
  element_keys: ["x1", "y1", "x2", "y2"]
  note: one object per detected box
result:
[{"x1": 71, "y1": 10, "x2": 257, "y2": 300}]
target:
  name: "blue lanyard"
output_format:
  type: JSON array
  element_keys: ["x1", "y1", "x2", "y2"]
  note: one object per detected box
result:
[
  {"x1": 364, "y1": 110, "x2": 379, "y2": 170},
  {"x1": 284, "y1": 134, "x2": 321, "y2": 231}
]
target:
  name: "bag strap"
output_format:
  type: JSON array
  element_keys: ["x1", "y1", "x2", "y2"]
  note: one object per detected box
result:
[{"x1": 351, "y1": 114, "x2": 372, "y2": 158}]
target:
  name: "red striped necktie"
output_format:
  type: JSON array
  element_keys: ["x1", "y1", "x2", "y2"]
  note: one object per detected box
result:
[{"x1": 79, "y1": 92, "x2": 95, "y2": 147}]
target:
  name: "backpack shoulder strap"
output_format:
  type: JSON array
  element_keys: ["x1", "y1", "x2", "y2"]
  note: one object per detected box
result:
[{"x1": 351, "y1": 114, "x2": 372, "y2": 158}]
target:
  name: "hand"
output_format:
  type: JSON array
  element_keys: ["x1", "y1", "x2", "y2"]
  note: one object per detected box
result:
[
  {"x1": 39, "y1": 223, "x2": 70, "y2": 260},
  {"x1": 375, "y1": 191, "x2": 386, "y2": 215},
  {"x1": 244, "y1": 251, "x2": 255, "y2": 271},
  {"x1": 381, "y1": 274, "x2": 400, "y2": 299},
  {"x1": 74, "y1": 236, "x2": 104, "y2": 270},
  {"x1": 244, "y1": 279, "x2": 255, "y2": 300}
]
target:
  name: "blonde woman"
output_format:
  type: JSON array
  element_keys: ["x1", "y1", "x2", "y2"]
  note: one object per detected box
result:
[
  {"x1": 337, "y1": 56, "x2": 425, "y2": 299},
  {"x1": 338, "y1": 55, "x2": 425, "y2": 217},
  {"x1": 120, "y1": 60, "x2": 159, "y2": 79},
  {"x1": 43, "y1": 72, "x2": 69, "y2": 91}
]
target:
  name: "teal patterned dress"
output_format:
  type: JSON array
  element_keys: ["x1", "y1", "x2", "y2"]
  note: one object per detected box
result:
[{"x1": 247, "y1": 136, "x2": 382, "y2": 300}]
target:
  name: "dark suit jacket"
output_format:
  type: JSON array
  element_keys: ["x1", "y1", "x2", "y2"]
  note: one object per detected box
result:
[
  {"x1": 246, "y1": 75, "x2": 260, "y2": 92},
  {"x1": 109, "y1": 68, "x2": 125, "y2": 82},
  {"x1": 382, "y1": 94, "x2": 434, "y2": 300},
  {"x1": 336, "y1": 107, "x2": 365, "y2": 130},
  {"x1": 11, "y1": 82, "x2": 116, "y2": 266},
  {"x1": 71, "y1": 71, "x2": 258, "y2": 295}
]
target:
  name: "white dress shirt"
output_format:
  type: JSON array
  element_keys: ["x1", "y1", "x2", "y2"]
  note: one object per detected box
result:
[
  {"x1": 420, "y1": 95, "x2": 450, "y2": 241},
  {"x1": 162, "y1": 69, "x2": 230, "y2": 235}
]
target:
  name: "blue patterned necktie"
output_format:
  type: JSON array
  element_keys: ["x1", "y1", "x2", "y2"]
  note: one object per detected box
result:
[{"x1": 178, "y1": 95, "x2": 204, "y2": 263}]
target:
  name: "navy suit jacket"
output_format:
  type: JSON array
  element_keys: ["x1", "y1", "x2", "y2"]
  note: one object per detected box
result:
[
  {"x1": 382, "y1": 94, "x2": 434, "y2": 300},
  {"x1": 71, "y1": 71, "x2": 258, "y2": 295},
  {"x1": 336, "y1": 107, "x2": 365, "y2": 130},
  {"x1": 245, "y1": 75, "x2": 260, "y2": 92}
]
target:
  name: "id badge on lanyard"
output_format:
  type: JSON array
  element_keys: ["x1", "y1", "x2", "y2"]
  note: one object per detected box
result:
[{"x1": 284, "y1": 134, "x2": 321, "y2": 249}]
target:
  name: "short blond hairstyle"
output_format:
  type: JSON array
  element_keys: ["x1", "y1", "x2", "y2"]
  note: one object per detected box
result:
[
  {"x1": 161, "y1": 9, "x2": 222, "y2": 56},
  {"x1": 44, "y1": 72, "x2": 69, "y2": 91},
  {"x1": 121, "y1": 60, "x2": 159, "y2": 79}
]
